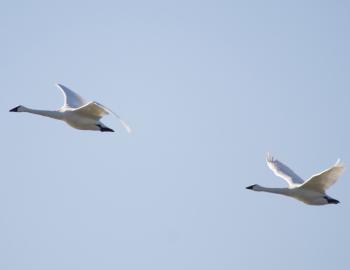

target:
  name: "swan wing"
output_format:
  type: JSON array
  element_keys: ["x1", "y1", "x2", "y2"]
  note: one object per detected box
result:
[
  {"x1": 75, "y1": 101, "x2": 132, "y2": 133},
  {"x1": 74, "y1": 101, "x2": 109, "y2": 119},
  {"x1": 95, "y1": 102, "x2": 132, "y2": 133},
  {"x1": 300, "y1": 160, "x2": 344, "y2": 193},
  {"x1": 266, "y1": 153, "x2": 304, "y2": 186},
  {"x1": 56, "y1": 83, "x2": 88, "y2": 108}
]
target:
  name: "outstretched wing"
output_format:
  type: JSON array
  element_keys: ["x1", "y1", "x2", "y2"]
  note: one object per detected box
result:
[
  {"x1": 56, "y1": 83, "x2": 87, "y2": 108},
  {"x1": 300, "y1": 160, "x2": 344, "y2": 193},
  {"x1": 96, "y1": 102, "x2": 132, "y2": 134},
  {"x1": 266, "y1": 153, "x2": 304, "y2": 187},
  {"x1": 74, "y1": 101, "x2": 109, "y2": 120},
  {"x1": 74, "y1": 101, "x2": 132, "y2": 133}
]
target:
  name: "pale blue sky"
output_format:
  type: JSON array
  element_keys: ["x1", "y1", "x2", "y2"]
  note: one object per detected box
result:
[{"x1": 1, "y1": 1, "x2": 350, "y2": 269}]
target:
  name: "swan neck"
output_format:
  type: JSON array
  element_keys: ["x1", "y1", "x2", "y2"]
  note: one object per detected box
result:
[
  {"x1": 23, "y1": 107, "x2": 63, "y2": 120},
  {"x1": 258, "y1": 186, "x2": 290, "y2": 195}
]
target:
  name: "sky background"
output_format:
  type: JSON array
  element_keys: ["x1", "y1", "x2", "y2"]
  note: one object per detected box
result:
[{"x1": 1, "y1": 0, "x2": 350, "y2": 269}]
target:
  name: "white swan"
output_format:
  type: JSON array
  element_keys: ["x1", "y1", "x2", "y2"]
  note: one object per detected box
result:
[
  {"x1": 9, "y1": 84, "x2": 132, "y2": 133},
  {"x1": 246, "y1": 153, "x2": 344, "y2": 205}
]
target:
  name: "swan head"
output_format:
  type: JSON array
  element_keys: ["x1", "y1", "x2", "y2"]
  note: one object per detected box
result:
[
  {"x1": 246, "y1": 184, "x2": 263, "y2": 191},
  {"x1": 9, "y1": 105, "x2": 26, "y2": 112}
]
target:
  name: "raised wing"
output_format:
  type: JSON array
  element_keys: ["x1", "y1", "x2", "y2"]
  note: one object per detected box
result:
[
  {"x1": 56, "y1": 83, "x2": 87, "y2": 108},
  {"x1": 74, "y1": 101, "x2": 132, "y2": 133},
  {"x1": 266, "y1": 153, "x2": 304, "y2": 187},
  {"x1": 300, "y1": 160, "x2": 344, "y2": 193}
]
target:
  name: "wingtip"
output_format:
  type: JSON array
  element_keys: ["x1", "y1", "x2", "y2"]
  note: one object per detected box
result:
[
  {"x1": 123, "y1": 123, "x2": 133, "y2": 134},
  {"x1": 335, "y1": 159, "x2": 345, "y2": 168},
  {"x1": 266, "y1": 152, "x2": 274, "y2": 163},
  {"x1": 115, "y1": 115, "x2": 132, "y2": 134},
  {"x1": 117, "y1": 117, "x2": 132, "y2": 134}
]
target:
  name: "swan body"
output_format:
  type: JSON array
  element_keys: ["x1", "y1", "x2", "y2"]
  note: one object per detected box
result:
[
  {"x1": 10, "y1": 84, "x2": 131, "y2": 133},
  {"x1": 246, "y1": 154, "x2": 344, "y2": 205}
]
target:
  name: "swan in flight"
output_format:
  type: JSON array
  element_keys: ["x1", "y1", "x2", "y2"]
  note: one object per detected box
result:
[
  {"x1": 9, "y1": 84, "x2": 132, "y2": 133},
  {"x1": 246, "y1": 154, "x2": 344, "y2": 205}
]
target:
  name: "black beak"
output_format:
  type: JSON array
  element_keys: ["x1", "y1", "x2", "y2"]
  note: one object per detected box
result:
[
  {"x1": 9, "y1": 106, "x2": 20, "y2": 112},
  {"x1": 246, "y1": 185, "x2": 255, "y2": 190}
]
